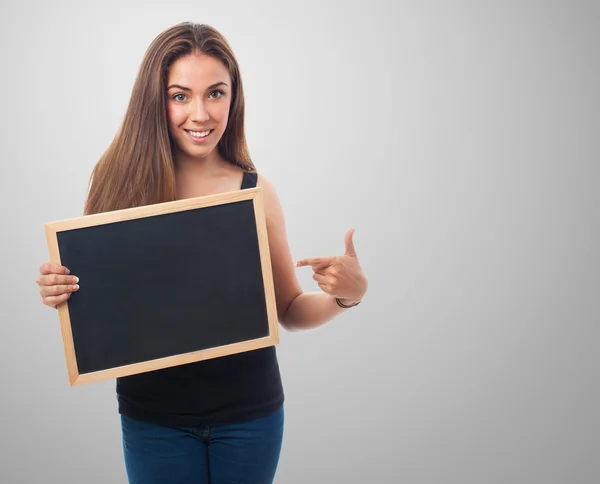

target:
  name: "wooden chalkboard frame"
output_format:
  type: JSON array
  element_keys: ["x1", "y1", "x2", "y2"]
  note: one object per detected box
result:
[{"x1": 44, "y1": 187, "x2": 279, "y2": 386}]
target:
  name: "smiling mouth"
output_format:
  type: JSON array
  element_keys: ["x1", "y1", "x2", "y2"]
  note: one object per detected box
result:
[{"x1": 185, "y1": 129, "x2": 213, "y2": 139}]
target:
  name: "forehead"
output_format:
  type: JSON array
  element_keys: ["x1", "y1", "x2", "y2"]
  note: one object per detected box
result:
[{"x1": 168, "y1": 53, "x2": 231, "y2": 87}]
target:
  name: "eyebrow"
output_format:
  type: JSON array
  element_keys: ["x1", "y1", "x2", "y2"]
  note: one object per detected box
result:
[{"x1": 167, "y1": 82, "x2": 229, "y2": 91}]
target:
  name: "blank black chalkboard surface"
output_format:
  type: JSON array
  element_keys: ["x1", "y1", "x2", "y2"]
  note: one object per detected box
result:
[{"x1": 44, "y1": 187, "x2": 278, "y2": 386}]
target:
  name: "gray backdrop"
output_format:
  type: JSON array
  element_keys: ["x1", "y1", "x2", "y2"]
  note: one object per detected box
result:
[{"x1": 1, "y1": 0, "x2": 598, "y2": 483}]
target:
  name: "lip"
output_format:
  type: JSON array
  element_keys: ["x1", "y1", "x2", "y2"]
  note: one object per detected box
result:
[{"x1": 184, "y1": 128, "x2": 213, "y2": 144}]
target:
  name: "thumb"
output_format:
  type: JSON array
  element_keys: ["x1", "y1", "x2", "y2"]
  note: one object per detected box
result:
[{"x1": 344, "y1": 228, "x2": 357, "y2": 257}]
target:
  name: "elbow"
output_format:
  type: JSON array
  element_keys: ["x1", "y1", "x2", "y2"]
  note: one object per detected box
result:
[{"x1": 279, "y1": 319, "x2": 298, "y2": 332}]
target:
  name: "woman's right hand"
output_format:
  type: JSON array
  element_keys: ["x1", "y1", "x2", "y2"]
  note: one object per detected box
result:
[{"x1": 36, "y1": 262, "x2": 80, "y2": 308}]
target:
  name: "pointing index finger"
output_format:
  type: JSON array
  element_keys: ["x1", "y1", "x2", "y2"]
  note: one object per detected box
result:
[{"x1": 295, "y1": 257, "x2": 333, "y2": 268}]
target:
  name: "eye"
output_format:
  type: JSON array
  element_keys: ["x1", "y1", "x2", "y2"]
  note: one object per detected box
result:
[
  {"x1": 209, "y1": 89, "x2": 225, "y2": 99},
  {"x1": 173, "y1": 93, "x2": 187, "y2": 102}
]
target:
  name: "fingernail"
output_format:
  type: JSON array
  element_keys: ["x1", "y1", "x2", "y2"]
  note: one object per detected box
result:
[
  {"x1": 66, "y1": 269, "x2": 70, "y2": 274},
  {"x1": 74, "y1": 277, "x2": 79, "y2": 283}
]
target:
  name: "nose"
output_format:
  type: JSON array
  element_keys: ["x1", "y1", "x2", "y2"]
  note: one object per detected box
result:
[{"x1": 190, "y1": 98, "x2": 210, "y2": 123}]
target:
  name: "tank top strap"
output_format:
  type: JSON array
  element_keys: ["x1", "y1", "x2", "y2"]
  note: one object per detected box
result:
[{"x1": 241, "y1": 171, "x2": 258, "y2": 189}]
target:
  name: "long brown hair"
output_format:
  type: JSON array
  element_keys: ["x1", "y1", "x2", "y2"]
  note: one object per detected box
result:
[{"x1": 84, "y1": 22, "x2": 255, "y2": 215}]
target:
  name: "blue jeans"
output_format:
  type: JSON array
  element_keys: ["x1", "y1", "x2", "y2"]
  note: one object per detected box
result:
[{"x1": 120, "y1": 406, "x2": 284, "y2": 484}]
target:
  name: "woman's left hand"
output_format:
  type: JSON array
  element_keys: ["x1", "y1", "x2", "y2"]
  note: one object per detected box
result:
[{"x1": 295, "y1": 228, "x2": 368, "y2": 304}]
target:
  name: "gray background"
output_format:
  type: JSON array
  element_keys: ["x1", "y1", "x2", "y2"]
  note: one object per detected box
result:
[{"x1": 1, "y1": 0, "x2": 598, "y2": 483}]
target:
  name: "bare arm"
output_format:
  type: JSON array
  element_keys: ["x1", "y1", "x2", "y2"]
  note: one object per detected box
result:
[
  {"x1": 278, "y1": 291, "x2": 353, "y2": 331},
  {"x1": 258, "y1": 174, "x2": 366, "y2": 331}
]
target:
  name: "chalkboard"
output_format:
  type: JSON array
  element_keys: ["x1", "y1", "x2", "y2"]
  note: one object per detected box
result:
[{"x1": 44, "y1": 188, "x2": 278, "y2": 386}]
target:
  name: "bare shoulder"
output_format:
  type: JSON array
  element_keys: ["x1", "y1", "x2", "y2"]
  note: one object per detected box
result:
[
  {"x1": 256, "y1": 172, "x2": 275, "y2": 192},
  {"x1": 255, "y1": 173, "x2": 283, "y2": 218}
]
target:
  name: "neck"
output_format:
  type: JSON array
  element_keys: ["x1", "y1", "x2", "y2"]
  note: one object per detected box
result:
[{"x1": 173, "y1": 147, "x2": 227, "y2": 177}]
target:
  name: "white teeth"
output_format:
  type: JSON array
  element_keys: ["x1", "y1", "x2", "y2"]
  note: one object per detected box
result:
[{"x1": 187, "y1": 130, "x2": 211, "y2": 138}]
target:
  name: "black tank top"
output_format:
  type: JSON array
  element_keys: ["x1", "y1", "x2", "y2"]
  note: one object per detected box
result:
[{"x1": 116, "y1": 172, "x2": 285, "y2": 426}]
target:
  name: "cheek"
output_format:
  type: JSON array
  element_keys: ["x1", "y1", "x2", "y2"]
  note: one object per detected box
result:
[
  {"x1": 213, "y1": 101, "x2": 231, "y2": 128},
  {"x1": 167, "y1": 104, "x2": 185, "y2": 129}
]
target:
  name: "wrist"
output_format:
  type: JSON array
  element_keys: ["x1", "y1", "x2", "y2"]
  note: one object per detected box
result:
[{"x1": 335, "y1": 297, "x2": 361, "y2": 308}]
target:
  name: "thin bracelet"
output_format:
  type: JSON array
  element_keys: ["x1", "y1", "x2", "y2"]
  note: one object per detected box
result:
[{"x1": 335, "y1": 297, "x2": 361, "y2": 308}]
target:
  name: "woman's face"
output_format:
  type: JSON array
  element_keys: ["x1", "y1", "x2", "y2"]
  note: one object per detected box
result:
[{"x1": 166, "y1": 52, "x2": 232, "y2": 163}]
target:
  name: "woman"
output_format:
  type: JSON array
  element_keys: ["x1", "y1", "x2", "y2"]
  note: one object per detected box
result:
[{"x1": 35, "y1": 22, "x2": 368, "y2": 484}]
